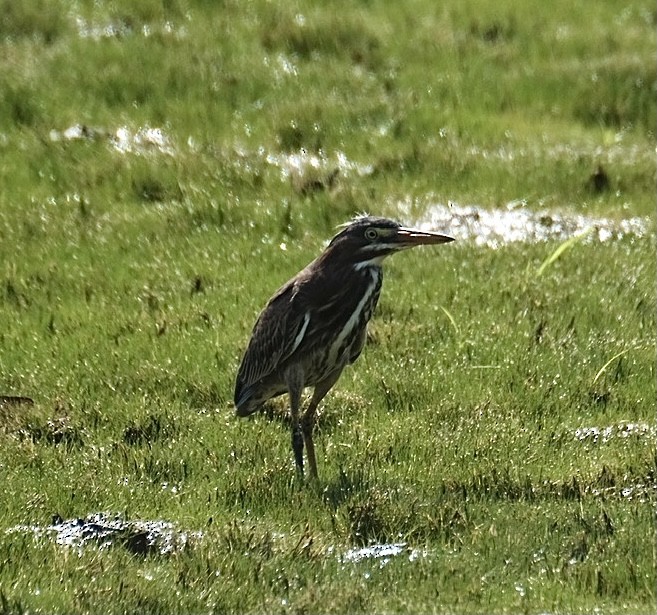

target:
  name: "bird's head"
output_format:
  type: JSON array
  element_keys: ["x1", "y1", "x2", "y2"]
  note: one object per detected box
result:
[{"x1": 326, "y1": 215, "x2": 454, "y2": 267}]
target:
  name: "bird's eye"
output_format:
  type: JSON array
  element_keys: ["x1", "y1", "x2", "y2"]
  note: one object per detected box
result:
[{"x1": 365, "y1": 228, "x2": 378, "y2": 240}]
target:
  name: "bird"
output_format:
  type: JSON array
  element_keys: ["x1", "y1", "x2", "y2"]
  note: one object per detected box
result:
[{"x1": 234, "y1": 215, "x2": 454, "y2": 479}]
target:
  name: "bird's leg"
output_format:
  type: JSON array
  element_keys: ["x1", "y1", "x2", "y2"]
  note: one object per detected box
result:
[
  {"x1": 285, "y1": 366, "x2": 305, "y2": 475},
  {"x1": 302, "y1": 369, "x2": 343, "y2": 480},
  {"x1": 290, "y1": 392, "x2": 304, "y2": 474}
]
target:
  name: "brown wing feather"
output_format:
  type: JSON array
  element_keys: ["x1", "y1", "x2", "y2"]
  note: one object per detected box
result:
[{"x1": 234, "y1": 279, "x2": 308, "y2": 405}]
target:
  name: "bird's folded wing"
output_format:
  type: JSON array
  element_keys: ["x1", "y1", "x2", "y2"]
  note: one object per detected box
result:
[{"x1": 236, "y1": 282, "x2": 312, "y2": 390}]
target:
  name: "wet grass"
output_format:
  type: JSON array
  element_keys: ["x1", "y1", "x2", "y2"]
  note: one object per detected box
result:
[{"x1": 0, "y1": 0, "x2": 655, "y2": 613}]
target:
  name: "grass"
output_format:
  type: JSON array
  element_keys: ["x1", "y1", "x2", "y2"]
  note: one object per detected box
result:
[{"x1": 0, "y1": 0, "x2": 655, "y2": 613}]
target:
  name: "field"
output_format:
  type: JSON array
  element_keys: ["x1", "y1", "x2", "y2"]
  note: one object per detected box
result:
[{"x1": 0, "y1": 0, "x2": 655, "y2": 613}]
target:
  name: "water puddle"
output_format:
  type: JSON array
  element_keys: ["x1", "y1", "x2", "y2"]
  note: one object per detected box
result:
[
  {"x1": 263, "y1": 148, "x2": 374, "y2": 194},
  {"x1": 463, "y1": 140, "x2": 653, "y2": 167},
  {"x1": 6, "y1": 514, "x2": 424, "y2": 567},
  {"x1": 6, "y1": 513, "x2": 201, "y2": 556},
  {"x1": 605, "y1": 483, "x2": 656, "y2": 502},
  {"x1": 341, "y1": 542, "x2": 427, "y2": 566},
  {"x1": 111, "y1": 126, "x2": 175, "y2": 156},
  {"x1": 427, "y1": 125, "x2": 654, "y2": 168},
  {"x1": 263, "y1": 53, "x2": 299, "y2": 79},
  {"x1": 265, "y1": 148, "x2": 373, "y2": 179},
  {"x1": 413, "y1": 202, "x2": 650, "y2": 248},
  {"x1": 75, "y1": 17, "x2": 185, "y2": 41},
  {"x1": 49, "y1": 124, "x2": 175, "y2": 156},
  {"x1": 574, "y1": 421, "x2": 656, "y2": 444}
]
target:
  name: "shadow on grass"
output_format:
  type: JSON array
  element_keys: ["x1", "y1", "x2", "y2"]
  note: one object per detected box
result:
[{"x1": 321, "y1": 466, "x2": 372, "y2": 510}]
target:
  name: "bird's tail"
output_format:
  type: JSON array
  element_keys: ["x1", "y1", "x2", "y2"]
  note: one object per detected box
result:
[{"x1": 234, "y1": 383, "x2": 259, "y2": 417}]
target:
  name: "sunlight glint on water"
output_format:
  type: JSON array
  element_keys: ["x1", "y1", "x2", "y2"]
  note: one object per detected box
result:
[{"x1": 412, "y1": 201, "x2": 650, "y2": 248}]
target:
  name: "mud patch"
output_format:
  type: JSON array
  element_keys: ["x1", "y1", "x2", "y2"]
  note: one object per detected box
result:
[
  {"x1": 414, "y1": 202, "x2": 650, "y2": 248},
  {"x1": 6, "y1": 513, "x2": 201, "y2": 556},
  {"x1": 0, "y1": 395, "x2": 34, "y2": 408}
]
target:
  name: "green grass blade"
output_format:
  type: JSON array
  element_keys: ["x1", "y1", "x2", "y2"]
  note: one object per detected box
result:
[
  {"x1": 440, "y1": 305, "x2": 460, "y2": 338},
  {"x1": 591, "y1": 347, "x2": 638, "y2": 386},
  {"x1": 536, "y1": 228, "x2": 593, "y2": 276}
]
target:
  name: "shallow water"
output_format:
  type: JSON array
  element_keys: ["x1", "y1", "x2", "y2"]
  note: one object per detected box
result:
[
  {"x1": 414, "y1": 201, "x2": 650, "y2": 248},
  {"x1": 40, "y1": 129, "x2": 656, "y2": 246},
  {"x1": 264, "y1": 148, "x2": 374, "y2": 178},
  {"x1": 7, "y1": 515, "x2": 425, "y2": 566},
  {"x1": 75, "y1": 17, "x2": 184, "y2": 40},
  {"x1": 574, "y1": 421, "x2": 656, "y2": 444},
  {"x1": 7, "y1": 513, "x2": 200, "y2": 555},
  {"x1": 342, "y1": 542, "x2": 406, "y2": 562},
  {"x1": 342, "y1": 542, "x2": 427, "y2": 566},
  {"x1": 49, "y1": 124, "x2": 175, "y2": 156},
  {"x1": 111, "y1": 126, "x2": 175, "y2": 155}
]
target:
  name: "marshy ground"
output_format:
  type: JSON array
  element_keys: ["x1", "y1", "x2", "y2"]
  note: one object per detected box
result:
[{"x1": 0, "y1": 1, "x2": 655, "y2": 613}]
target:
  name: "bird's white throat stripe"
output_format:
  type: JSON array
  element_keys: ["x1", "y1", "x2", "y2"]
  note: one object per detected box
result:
[
  {"x1": 353, "y1": 255, "x2": 386, "y2": 270},
  {"x1": 330, "y1": 268, "x2": 379, "y2": 361}
]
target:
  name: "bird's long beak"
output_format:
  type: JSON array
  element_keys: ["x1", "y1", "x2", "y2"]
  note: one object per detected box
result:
[{"x1": 394, "y1": 226, "x2": 455, "y2": 247}]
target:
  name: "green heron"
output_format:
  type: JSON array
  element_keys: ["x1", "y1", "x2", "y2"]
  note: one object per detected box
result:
[{"x1": 234, "y1": 215, "x2": 454, "y2": 479}]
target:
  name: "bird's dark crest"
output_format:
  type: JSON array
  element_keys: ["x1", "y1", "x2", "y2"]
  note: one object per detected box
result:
[
  {"x1": 337, "y1": 213, "x2": 401, "y2": 229},
  {"x1": 329, "y1": 215, "x2": 402, "y2": 247}
]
